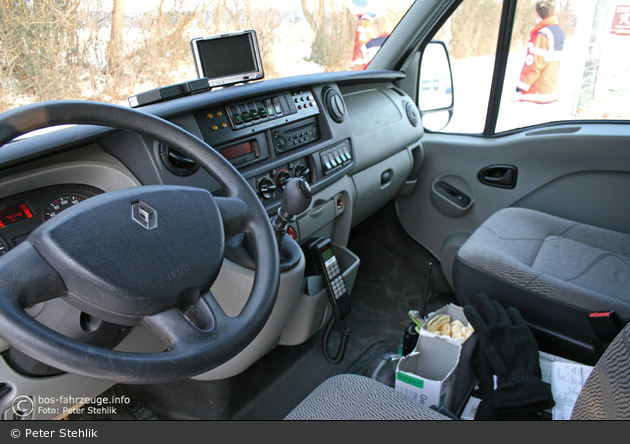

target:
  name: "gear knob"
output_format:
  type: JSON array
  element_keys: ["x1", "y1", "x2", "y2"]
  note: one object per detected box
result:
[
  {"x1": 279, "y1": 178, "x2": 312, "y2": 220},
  {"x1": 273, "y1": 178, "x2": 312, "y2": 246}
]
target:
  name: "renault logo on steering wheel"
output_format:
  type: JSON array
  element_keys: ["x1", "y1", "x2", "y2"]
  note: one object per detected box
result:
[{"x1": 132, "y1": 201, "x2": 158, "y2": 230}]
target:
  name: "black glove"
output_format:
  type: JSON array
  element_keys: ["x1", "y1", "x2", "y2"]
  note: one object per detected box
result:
[
  {"x1": 464, "y1": 294, "x2": 554, "y2": 417},
  {"x1": 471, "y1": 346, "x2": 544, "y2": 420}
]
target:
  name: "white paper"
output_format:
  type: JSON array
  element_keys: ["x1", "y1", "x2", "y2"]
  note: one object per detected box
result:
[
  {"x1": 460, "y1": 396, "x2": 481, "y2": 420},
  {"x1": 538, "y1": 351, "x2": 581, "y2": 385},
  {"x1": 550, "y1": 362, "x2": 594, "y2": 420}
]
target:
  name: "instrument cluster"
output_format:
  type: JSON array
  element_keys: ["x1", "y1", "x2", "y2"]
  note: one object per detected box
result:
[{"x1": 0, "y1": 184, "x2": 103, "y2": 257}]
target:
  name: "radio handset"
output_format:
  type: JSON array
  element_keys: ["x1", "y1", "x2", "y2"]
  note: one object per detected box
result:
[
  {"x1": 303, "y1": 237, "x2": 351, "y2": 364},
  {"x1": 306, "y1": 238, "x2": 351, "y2": 320}
]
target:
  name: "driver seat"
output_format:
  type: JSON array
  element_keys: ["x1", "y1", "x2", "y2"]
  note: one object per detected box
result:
[
  {"x1": 283, "y1": 373, "x2": 450, "y2": 420},
  {"x1": 285, "y1": 322, "x2": 630, "y2": 420}
]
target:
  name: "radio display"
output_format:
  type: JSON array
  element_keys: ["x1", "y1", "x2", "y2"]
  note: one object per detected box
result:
[
  {"x1": 220, "y1": 141, "x2": 254, "y2": 161},
  {"x1": 0, "y1": 203, "x2": 33, "y2": 228}
]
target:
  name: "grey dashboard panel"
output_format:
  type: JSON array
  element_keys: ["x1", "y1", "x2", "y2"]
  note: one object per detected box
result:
[
  {"x1": 0, "y1": 326, "x2": 164, "y2": 420},
  {"x1": 339, "y1": 83, "x2": 423, "y2": 227},
  {"x1": 340, "y1": 84, "x2": 424, "y2": 174},
  {"x1": 345, "y1": 89, "x2": 402, "y2": 137},
  {"x1": 0, "y1": 145, "x2": 140, "y2": 200},
  {"x1": 193, "y1": 254, "x2": 305, "y2": 381},
  {"x1": 351, "y1": 148, "x2": 415, "y2": 227},
  {"x1": 97, "y1": 82, "x2": 358, "y2": 222}
]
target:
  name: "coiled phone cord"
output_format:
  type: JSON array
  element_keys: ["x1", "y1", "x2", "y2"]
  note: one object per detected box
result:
[{"x1": 322, "y1": 316, "x2": 350, "y2": 364}]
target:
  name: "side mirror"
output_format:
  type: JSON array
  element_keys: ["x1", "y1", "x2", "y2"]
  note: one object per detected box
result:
[{"x1": 418, "y1": 40, "x2": 454, "y2": 131}]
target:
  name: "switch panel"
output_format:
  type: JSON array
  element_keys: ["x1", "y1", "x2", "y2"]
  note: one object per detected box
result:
[{"x1": 320, "y1": 141, "x2": 352, "y2": 175}]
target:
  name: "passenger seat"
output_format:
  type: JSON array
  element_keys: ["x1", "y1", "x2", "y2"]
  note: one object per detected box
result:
[{"x1": 452, "y1": 207, "x2": 630, "y2": 364}]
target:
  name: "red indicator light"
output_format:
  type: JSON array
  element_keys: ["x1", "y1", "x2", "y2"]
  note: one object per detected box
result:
[{"x1": 20, "y1": 204, "x2": 33, "y2": 219}]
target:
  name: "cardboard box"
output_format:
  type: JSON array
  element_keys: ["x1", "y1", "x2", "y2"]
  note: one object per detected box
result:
[
  {"x1": 395, "y1": 304, "x2": 477, "y2": 416},
  {"x1": 395, "y1": 334, "x2": 461, "y2": 411},
  {"x1": 420, "y1": 304, "x2": 474, "y2": 345}
]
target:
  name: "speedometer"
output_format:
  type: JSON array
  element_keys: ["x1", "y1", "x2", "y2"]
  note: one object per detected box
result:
[{"x1": 45, "y1": 195, "x2": 87, "y2": 220}]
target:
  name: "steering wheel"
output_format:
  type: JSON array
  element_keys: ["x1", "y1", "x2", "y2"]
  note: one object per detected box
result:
[{"x1": 0, "y1": 101, "x2": 280, "y2": 384}]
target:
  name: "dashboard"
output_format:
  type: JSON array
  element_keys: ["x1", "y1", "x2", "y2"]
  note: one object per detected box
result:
[
  {"x1": 0, "y1": 71, "x2": 424, "y2": 261},
  {"x1": 0, "y1": 71, "x2": 425, "y2": 405}
]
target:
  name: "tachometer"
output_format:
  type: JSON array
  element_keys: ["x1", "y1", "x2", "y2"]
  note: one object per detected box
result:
[{"x1": 45, "y1": 195, "x2": 87, "y2": 220}]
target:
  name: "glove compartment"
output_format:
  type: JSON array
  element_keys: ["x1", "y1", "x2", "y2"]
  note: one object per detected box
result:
[{"x1": 350, "y1": 148, "x2": 414, "y2": 226}]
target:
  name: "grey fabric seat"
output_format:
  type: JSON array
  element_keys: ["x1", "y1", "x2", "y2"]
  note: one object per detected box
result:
[
  {"x1": 286, "y1": 323, "x2": 630, "y2": 420},
  {"x1": 284, "y1": 374, "x2": 450, "y2": 420},
  {"x1": 452, "y1": 207, "x2": 630, "y2": 364},
  {"x1": 572, "y1": 321, "x2": 630, "y2": 419}
]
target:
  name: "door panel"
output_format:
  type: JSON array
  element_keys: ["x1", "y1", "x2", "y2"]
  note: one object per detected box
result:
[{"x1": 395, "y1": 123, "x2": 630, "y2": 287}]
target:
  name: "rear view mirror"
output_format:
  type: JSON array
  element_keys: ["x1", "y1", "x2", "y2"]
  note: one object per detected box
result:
[{"x1": 419, "y1": 40, "x2": 454, "y2": 131}]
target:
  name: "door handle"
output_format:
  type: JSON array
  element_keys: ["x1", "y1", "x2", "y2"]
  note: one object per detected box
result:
[
  {"x1": 478, "y1": 165, "x2": 517, "y2": 189},
  {"x1": 434, "y1": 181, "x2": 471, "y2": 208}
]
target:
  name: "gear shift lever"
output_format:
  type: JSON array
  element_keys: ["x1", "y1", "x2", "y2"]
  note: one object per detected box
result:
[{"x1": 272, "y1": 177, "x2": 312, "y2": 247}]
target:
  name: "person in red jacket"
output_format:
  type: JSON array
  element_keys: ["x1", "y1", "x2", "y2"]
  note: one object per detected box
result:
[
  {"x1": 516, "y1": 1, "x2": 565, "y2": 103},
  {"x1": 351, "y1": 15, "x2": 391, "y2": 71}
]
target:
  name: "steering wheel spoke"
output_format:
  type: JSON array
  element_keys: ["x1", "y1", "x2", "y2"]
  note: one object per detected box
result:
[
  {"x1": 144, "y1": 308, "x2": 210, "y2": 350},
  {"x1": 215, "y1": 196, "x2": 252, "y2": 238},
  {"x1": 0, "y1": 241, "x2": 67, "y2": 308},
  {"x1": 145, "y1": 290, "x2": 235, "y2": 347}
]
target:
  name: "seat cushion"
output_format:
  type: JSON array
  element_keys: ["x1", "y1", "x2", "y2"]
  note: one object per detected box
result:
[
  {"x1": 571, "y1": 322, "x2": 630, "y2": 420},
  {"x1": 284, "y1": 374, "x2": 450, "y2": 420},
  {"x1": 453, "y1": 207, "x2": 630, "y2": 363}
]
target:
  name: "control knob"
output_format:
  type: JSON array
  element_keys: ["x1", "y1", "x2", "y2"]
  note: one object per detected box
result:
[
  {"x1": 293, "y1": 164, "x2": 310, "y2": 181},
  {"x1": 276, "y1": 169, "x2": 292, "y2": 192},
  {"x1": 257, "y1": 177, "x2": 276, "y2": 200}
]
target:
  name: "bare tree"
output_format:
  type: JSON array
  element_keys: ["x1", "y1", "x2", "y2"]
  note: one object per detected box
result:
[
  {"x1": 0, "y1": 0, "x2": 109, "y2": 111},
  {"x1": 196, "y1": 0, "x2": 280, "y2": 79},
  {"x1": 124, "y1": 0, "x2": 214, "y2": 98},
  {"x1": 301, "y1": 0, "x2": 355, "y2": 71},
  {"x1": 106, "y1": 0, "x2": 125, "y2": 91}
]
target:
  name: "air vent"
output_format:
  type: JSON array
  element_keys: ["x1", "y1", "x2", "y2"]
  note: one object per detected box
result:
[
  {"x1": 159, "y1": 144, "x2": 200, "y2": 177},
  {"x1": 324, "y1": 88, "x2": 345, "y2": 123}
]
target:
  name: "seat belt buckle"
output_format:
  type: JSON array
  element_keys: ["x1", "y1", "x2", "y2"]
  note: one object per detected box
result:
[{"x1": 589, "y1": 311, "x2": 623, "y2": 344}]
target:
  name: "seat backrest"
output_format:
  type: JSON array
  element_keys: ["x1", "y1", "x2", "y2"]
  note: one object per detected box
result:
[{"x1": 571, "y1": 322, "x2": 630, "y2": 419}]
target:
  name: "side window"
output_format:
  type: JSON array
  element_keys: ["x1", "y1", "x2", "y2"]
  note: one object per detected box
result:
[
  {"x1": 420, "y1": 0, "x2": 503, "y2": 133},
  {"x1": 497, "y1": 1, "x2": 630, "y2": 132},
  {"x1": 422, "y1": 0, "x2": 630, "y2": 134}
]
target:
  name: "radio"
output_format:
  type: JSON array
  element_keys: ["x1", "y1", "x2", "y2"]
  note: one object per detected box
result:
[{"x1": 272, "y1": 116, "x2": 319, "y2": 153}]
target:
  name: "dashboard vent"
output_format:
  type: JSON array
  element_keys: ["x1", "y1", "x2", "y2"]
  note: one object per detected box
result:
[
  {"x1": 159, "y1": 144, "x2": 200, "y2": 177},
  {"x1": 324, "y1": 88, "x2": 345, "y2": 123}
]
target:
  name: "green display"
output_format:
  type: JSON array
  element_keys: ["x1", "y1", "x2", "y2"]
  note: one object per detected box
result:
[{"x1": 321, "y1": 246, "x2": 334, "y2": 262}]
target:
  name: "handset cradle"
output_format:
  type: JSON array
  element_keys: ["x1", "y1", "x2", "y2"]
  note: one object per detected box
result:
[
  {"x1": 304, "y1": 237, "x2": 351, "y2": 320},
  {"x1": 303, "y1": 237, "x2": 351, "y2": 365}
]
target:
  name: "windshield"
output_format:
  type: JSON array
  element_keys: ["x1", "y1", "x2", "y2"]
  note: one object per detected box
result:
[{"x1": 0, "y1": 0, "x2": 415, "y2": 113}]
